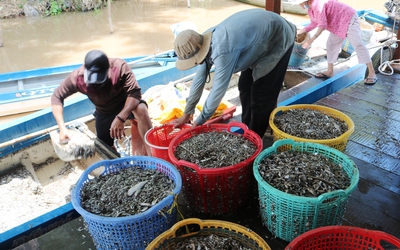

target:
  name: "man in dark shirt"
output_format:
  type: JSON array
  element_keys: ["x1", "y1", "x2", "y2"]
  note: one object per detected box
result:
[{"x1": 51, "y1": 50, "x2": 152, "y2": 155}]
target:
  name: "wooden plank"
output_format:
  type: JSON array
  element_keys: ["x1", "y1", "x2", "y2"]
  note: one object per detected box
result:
[
  {"x1": 342, "y1": 198, "x2": 400, "y2": 239},
  {"x1": 348, "y1": 177, "x2": 400, "y2": 221},
  {"x1": 350, "y1": 156, "x2": 400, "y2": 195}
]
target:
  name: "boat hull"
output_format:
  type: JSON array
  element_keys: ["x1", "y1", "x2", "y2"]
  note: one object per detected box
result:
[{"x1": 234, "y1": 0, "x2": 308, "y2": 15}]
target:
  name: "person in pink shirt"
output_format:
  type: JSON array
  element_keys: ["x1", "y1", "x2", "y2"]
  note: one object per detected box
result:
[{"x1": 295, "y1": 0, "x2": 378, "y2": 85}]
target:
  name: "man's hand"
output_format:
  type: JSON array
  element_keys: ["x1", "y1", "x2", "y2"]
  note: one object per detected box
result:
[
  {"x1": 170, "y1": 114, "x2": 194, "y2": 129},
  {"x1": 110, "y1": 117, "x2": 126, "y2": 139},
  {"x1": 58, "y1": 126, "x2": 71, "y2": 144}
]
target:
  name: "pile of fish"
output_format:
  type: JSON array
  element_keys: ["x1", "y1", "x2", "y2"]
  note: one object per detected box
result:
[
  {"x1": 175, "y1": 234, "x2": 252, "y2": 250},
  {"x1": 174, "y1": 131, "x2": 257, "y2": 169},
  {"x1": 257, "y1": 151, "x2": 350, "y2": 197},
  {"x1": 273, "y1": 108, "x2": 348, "y2": 140},
  {"x1": 80, "y1": 167, "x2": 175, "y2": 217}
]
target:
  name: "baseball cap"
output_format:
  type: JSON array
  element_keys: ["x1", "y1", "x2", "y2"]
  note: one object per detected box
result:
[
  {"x1": 174, "y1": 29, "x2": 212, "y2": 71},
  {"x1": 84, "y1": 50, "x2": 110, "y2": 84}
]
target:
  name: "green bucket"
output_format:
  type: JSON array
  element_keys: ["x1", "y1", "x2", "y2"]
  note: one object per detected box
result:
[{"x1": 253, "y1": 139, "x2": 359, "y2": 242}]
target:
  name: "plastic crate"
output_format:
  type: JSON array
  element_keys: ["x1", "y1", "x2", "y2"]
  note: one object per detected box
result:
[
  {"x1": 286, "y1": 226, "x2": 400, "y2": 250},
  {"x1": 205, "y1": 105, "x2": 236, "y2": 124},
  {"x1": 269, "y1": 104, "x2": 355, "y2": 152},
  {"x1": 146, "y1": 218, "x2": 271, "y2": 250},
  {"x1": 253, "y1": 139, "x2": 359, "y2": 242},
  {"x1": 71, "y1": 156, "x2": 182, "y2": 250},
  {"x1": 145, "y1": 124, "x2": 192, "y2": 163},
  {"x1": 168, "y1": 121, "x2": 263, "y2": 214}
]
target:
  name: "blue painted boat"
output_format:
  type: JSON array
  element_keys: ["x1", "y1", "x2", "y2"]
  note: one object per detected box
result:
[
  {"x1": 0, "y1": 51, "x2": 196, "y2": 157},
  {"x1": 0, "y1": 50, "x2": 196, "y2": 118}
]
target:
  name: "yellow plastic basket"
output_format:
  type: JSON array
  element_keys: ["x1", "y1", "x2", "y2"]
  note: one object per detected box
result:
[
  {"x1": 269, "y1": 104, "x2": 355, "y2": 152},
  {"x1": 145, "y1": 218, "x2": 271, "y2": 250}
]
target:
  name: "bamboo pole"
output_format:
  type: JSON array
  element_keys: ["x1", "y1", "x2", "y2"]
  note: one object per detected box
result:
[
  {"x1": 265, "y1": 0, "x2": 281, "y2": 15},
  {"x1": 0, "y1": 24, "x2": 3, "y2": 47},
  {"x1": 392, "y1": 26, "x2": 400, "y2": 73},
  {"x1": 108, "y1": 0, "x2": 113, "y2": 34}
]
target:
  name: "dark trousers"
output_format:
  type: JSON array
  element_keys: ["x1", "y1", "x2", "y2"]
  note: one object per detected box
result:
[
  {"x1": 94, "y1": 100, "x2": 147, "y2": 146},
  {"x1": 238, "y1": 44, "x2": 294, "y2": 139}
]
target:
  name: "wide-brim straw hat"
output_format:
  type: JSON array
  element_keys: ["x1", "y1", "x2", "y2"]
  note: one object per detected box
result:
[{"x1": 174, "y1": 29, "x2": 212, "y2": 71}]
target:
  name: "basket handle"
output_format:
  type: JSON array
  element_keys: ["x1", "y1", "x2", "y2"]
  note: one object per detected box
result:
[
  {"x1": 83, "y1": 159, "x2": 113, "y2": 177},
  {"x1": 271, "y1": 138, "x2": 296, "y2": 150},
  {"x1": 226, "y1": 121, "x2": 249, "y2": 134},
  {"x1": 313, "y1": 189, "x2": 348, "y2": 227},
  {"x1": 166, "y1": 218, "x2": 205, "y2": 237},
  {"x1": 373, "y1": 230, "x2": 400, "y2": 248},
  {"x1": 176, "y1": 159, "x2": 201, "y2": 171},
  {"x1": 317, "y1": 189, "x2": 348, "y2": 202}
]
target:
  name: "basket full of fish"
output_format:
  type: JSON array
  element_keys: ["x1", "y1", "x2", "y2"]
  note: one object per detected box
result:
[
  {"x1": 146, "y1": 218, "x2": 271, "y2": 250},
  {"x1": 71, "y1": 156, "x2": 182, "y2": 250},
  {"x1": 168, "y1": 121, "x2": 263, "y2": 215},
  {"x1": 253, "y1": 139, "x2": 359, "y2": 242},
  {"x1": 269, "y1": 104, "x2": 355, "y2": 152}
]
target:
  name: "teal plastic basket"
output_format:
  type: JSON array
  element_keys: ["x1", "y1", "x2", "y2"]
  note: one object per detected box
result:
[
  {"x1": 71, "y1": 156, "x2": 182, "y2": 250},
  {"x1": 253, "y1": 139, "x2": 359, "y2": 242}
]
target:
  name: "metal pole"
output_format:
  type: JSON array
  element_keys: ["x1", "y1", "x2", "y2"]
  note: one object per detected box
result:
[{"x1": 394, "y1": 26, "x2": 400, "y2": 60}]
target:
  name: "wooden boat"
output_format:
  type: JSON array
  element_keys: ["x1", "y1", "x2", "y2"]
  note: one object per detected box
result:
[
  {"x1": 234, "y1": 0, "x2": 307, "y2": 15},
  {"x1": 282, "y1": 0, "x2": 307, "y2": 15},
  {"x1": 1, "y1": 9, "x2": 398, "y2": 249},
  {"x1": 0, "y1": 50, "x2": 194, "y2": 120}
]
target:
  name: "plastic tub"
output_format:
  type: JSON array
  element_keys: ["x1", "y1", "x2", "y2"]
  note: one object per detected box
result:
[
  {"x1": 145, "y1": 124, "x2": 192, "y2": 162},
  {"x1": 168, "y1": 121, "x2": 263, "y2": 214},
  {"x1": 286, "y1": 225, "x2": 400, "y2": 250},
  {"x1": 71, "y1": 156, "x2": 182, "y2": 250},
  {"x1": 253, "y1": 139, "x2": 359, "y2": 242},
  {"x1": 146, "y1": 218, "x2": 271, "y2": 250},
  {"x1": 269, "y1": 104, "x2": 355, "y2": 152}
]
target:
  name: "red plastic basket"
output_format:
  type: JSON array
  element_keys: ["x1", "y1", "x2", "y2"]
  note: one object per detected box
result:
[
  {"x1": 168, "y1": 121, "x2": 263, "y2": 214},
  {"x1": 145, "y1": 124, "x2": 192, "y2": 163},
  {"x1": 285, "y1": 226, "x2": 400, "y2": 250}
]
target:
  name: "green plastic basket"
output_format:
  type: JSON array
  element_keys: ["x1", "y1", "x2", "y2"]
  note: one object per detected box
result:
[{"x1": 253, "y1": 139, "x2": 359, "y2": 242}]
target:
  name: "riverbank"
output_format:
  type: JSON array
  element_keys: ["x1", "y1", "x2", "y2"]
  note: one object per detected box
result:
[{"x1": 0, "y1": 0, "x2": 109, "y2": 19}]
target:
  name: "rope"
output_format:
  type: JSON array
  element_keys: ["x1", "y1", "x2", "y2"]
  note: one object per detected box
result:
[
  {"x1": 376, "y1": 17, "x2": 400, "y2": 76},
  {"x1": 166, "y1": 195, "x2": 190, "y2": 234}
]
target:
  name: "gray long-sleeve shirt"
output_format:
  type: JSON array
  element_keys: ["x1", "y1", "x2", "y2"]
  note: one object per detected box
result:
[{"x1": 185, "y1": 9, "x2": 296, "y2": 125}]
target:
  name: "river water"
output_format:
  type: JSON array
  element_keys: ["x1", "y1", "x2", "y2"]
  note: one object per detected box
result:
[{"x1": 0, "y1": 0, "x2": 389, "y2": 74}]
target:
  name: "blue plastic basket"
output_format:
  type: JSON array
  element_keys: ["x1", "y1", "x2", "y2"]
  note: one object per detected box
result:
[
  {"x1": 71, "y1": 156, "x2": 182, "y2": 250},
  {"x1": 253, "y1": 139, "x2": 359, "y2": 242}
]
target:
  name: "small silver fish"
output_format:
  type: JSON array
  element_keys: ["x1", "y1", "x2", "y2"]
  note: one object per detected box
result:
[{"x1": 127, "y1": 180, "x2": 148, "y2": 197}]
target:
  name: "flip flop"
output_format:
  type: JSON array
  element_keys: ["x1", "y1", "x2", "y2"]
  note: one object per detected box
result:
[
  {"x1": 315, "y1": 72, "x2": 332, "y2": 79},
  {"x1": 364, "y1": 77, "x2": 378, "y2": 85}
]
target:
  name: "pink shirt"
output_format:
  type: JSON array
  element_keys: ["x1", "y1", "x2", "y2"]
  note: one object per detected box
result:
[{"x1": 305, "y1": 0, "x2": 356, "y2": 39}]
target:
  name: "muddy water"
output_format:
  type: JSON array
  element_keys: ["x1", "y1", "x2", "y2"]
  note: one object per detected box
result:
[
  {"x1": 0, "y1": 0, "x2": 388, "y2": 73},
  {"x1": 0, "y1": 0, "x2": 256, "y2": 73}
]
